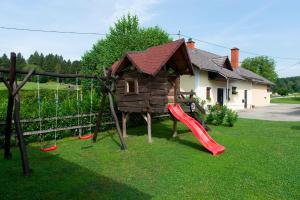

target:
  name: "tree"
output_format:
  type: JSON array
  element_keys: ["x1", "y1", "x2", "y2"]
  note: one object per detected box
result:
[
  {"x1": 241, "y1": 56, "x2": 278, "y2": 82},
  {"x1": 274, "y1": 76, "x2": 300, "y2": 93},
  {"x1": 71, "y1": 60, "x2": 81, "y2": 73},
  {"x1": 276, "y1": 87, "x2": 289, "y2": 96},
  {"x1": 16, "y1": 53, "x2": 27, "y2": 69},
  {"x1": 81, "y1": 14, "x2": 171, "y2": 74},
  {"x1": 28, "y1": 51, "x2": 44, "y2": 67},
  {"x1": 0, "y1": 54, "x2": 10, "y2": 68}
]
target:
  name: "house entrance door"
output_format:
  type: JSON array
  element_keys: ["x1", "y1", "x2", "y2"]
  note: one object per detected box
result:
[{"x1": 217, "y1": 88, "x2": 224, "y2": 105}]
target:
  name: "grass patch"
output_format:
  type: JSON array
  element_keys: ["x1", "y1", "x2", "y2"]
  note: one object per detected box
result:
[
  {"x1": 271, "y1": 97, "x2": 300, "y2": 104},
  {"x1": 0, "y1": 119, "x2": 299, "y2": 199}
]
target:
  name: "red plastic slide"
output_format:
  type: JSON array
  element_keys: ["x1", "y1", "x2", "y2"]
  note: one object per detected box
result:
[{"x1": 168, "y1": 104, "x2": 225, "y2": 156}]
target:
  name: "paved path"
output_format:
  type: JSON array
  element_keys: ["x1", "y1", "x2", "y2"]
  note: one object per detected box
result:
[{"x1": 238, "y1": 104, "x2": 300, "y2": 121}]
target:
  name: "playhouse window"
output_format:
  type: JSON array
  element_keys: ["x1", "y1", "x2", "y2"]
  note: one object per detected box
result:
[
  {"x1": 206, "y1": 87, "x2": 211, "y2": 100},
  {"x1": 125, "y1": 79, "x2": 138, "y2": 94}
]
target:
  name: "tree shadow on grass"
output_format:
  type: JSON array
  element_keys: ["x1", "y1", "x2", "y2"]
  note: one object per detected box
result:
[
  {"x1": 291, "y1": 125, "x2": 300, "y2": 131},
  {"x1": 0, "y1": 146, "x2": 152, "y2": 200},
  {"x1": 127, "y1": 120, "x2": 209, "y2": 154}
]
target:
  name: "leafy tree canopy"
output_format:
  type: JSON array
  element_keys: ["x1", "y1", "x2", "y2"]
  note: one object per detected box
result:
[
  {"x1": 81, "y1": 14, "x2": 172, "y2": 74},
  {"x1": 274, "y1": 76, "x2": 300, "y2": 94},
  {"x1": 0, "y1": 54, "x2": 10, "y2": 68},
  {"x1": 241, "y1": 56, "x2": 278, "y2": 82}
]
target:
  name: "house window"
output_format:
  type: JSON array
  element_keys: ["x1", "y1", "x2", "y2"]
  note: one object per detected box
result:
[
  {"x1": 206, "y1": 87, "x2": 211, "y2": 100},
  {"x1": 125, "y1": 79, "x2": 138, "y2": 94},
  {"x1": 232, "y1": 87, "x2": 237, "y2": 95}
]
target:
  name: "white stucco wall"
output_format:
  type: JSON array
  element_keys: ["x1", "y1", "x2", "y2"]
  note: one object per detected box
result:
[
  {"x1": 181, "y1": 70, "x2": 217, "y2": 105},
  {"x1": 180, "y1": 74, "x2": 195, "y2": 92},
  {"x1": 252, "y1": 83, "x2": 271, "y2": 107},
  {"x1": 180, "y1": 68, "x2": 269, "y2": 110},
  {"x1": 227, "y1": 80, "x2": 253, "y2": 110}
]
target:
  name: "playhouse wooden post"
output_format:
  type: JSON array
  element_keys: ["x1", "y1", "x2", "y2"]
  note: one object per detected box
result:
[
  {"x1": 172, "y1": 119, "x2": 177, "y2": 137},
  {"x1": 122, "y1": 112, "x2": 128, "y2": 138},
  {"x1": 4, "y1": 53, "x2": 16, "y2": 160},
  {"x1": 93, "y1": 95, "x2": 106, "y2": 142},
  {"x1": 147, "y1": 112, "x2": 152, "y2": 143}
]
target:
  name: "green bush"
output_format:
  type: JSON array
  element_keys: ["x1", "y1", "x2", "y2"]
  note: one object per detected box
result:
[
  {"x1": 276, "y1": 87, "x2": 289, "y2": 96},
  {"x1": 222, "y1": 109, "x2": 238, "y2": 127},
  {"x1": 206, "y1": 104, "x2": 238, "y2": 127}
]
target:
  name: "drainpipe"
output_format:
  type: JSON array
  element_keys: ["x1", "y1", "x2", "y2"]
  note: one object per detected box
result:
[{"x1": 226, "y1": 78, "x2": 229, "y2": 106}]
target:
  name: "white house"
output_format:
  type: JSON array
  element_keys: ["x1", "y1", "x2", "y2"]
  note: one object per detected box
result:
[{"x1": 180, "y1": 39, "x2": 273, "y2": 110}]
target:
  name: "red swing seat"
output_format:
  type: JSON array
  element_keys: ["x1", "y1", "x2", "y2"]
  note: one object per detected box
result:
[
  {"x1": 79, "y1": 133, "x2": 93, "y2": 140},
  {"x1": 40, "y1": 145, "x2": 57, "y2": 152}
]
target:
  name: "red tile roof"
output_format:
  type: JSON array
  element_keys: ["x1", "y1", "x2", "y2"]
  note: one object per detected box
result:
[{"x1": 112, "y1": 39, "x2": 192, "y2": 75}]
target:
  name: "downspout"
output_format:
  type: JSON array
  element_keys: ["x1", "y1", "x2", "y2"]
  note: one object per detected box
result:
[{"x1": 226, "y1": 77, "x2": 229, "y2": 106}]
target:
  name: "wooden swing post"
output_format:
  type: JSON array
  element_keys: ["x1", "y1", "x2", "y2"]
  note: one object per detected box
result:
[
  {"x1": 92, "y1": 94, "x2": 106, "y2": 142},
  {"x1": 14, "y1": 90, "x2": 30, "y2": 176},
  {"x1": 2, "y1": 53, "x2": 33, "y2": 175},
  {"x1": 103, "y1": 68, "x2": 127, "y2": 150},
  {"x1": 3, "y1": 53, "x2": 16, "y2": 160},
  {"x1": 92, "y1": 69, "x2": 128, "y2": 150}
]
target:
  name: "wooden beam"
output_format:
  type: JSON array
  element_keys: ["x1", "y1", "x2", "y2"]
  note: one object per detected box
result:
[
  {"x1": 0, "y1": 112, "x2": 102, "y2": 125},
  {"x1": 177, "y1": 91, "x2": 196, "y2": 95},
  {"x1": 23, "y1": 123, "x2": 114, "y2": 136},
  {"x1": 3, "y1": 53, "x2": 16, "y2": 160},
  {"x1": 92, "y1": 95, "x2": 106, "y2": 142},
  {"x1": 0, "y1": 67, "x2": 108, "y2": 80},
  {"x1": 12, "y1": 68, "x2": 35, "y2": 96}
]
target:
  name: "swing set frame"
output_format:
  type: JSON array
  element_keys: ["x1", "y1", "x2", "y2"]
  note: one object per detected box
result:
[{"x1": 0, "y1": 52, "x2": 127, "y2": 176}]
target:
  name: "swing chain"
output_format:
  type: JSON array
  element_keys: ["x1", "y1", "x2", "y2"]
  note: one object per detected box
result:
[
  {"x1": 54, "y1": 77, "x2": 59, "y2": 145},
  {"x1": 89, "y1": 79, "x2": 93, "y2": 132},
  {"x1": 37, "y1": 75, "x2": 44, "y2": 146}
]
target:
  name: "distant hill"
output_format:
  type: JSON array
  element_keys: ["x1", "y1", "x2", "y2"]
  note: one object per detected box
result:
[{"x1": 274, "y1": 76, "x2": 300, "y2": 93}]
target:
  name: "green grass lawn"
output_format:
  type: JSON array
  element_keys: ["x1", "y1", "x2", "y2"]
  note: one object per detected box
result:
[
  {"x1": 0, "y1": 81, "x2": 73, "y2": 91},
  {"x1": 271, "y1": 97, "x2": 300, "y2": 104},
  {"x1": 1, "y1": 119, "x2": 299, "y2": 199}
]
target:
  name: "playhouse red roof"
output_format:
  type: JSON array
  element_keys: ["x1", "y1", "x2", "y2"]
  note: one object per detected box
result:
[{"x1": 111, "y1": 39, "x2": 193, "y2": 76}]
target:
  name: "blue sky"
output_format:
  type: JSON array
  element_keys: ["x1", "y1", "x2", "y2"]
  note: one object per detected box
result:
[{"x1": 0, "y1": 0, "x2": 299, "y2": 77}]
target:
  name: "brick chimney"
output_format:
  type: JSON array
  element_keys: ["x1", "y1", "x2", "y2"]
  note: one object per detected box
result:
[
  {"x1": 231, "y1": 47, "x2": 239, "y2": 70},
  {"x1": 186, "y1": 38, "x2": 195, "y2": 49}
]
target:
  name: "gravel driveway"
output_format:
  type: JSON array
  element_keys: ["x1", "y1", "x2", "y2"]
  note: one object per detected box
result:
[{"x1": 238, "y1": 104, "x2": 300, "y2": 121}]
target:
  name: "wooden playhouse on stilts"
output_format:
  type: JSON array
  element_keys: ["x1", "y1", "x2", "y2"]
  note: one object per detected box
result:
[
  {"x1": 112, "y1": 39, "x2": 225, "y2": 155},
  {"x1": 112, "y1": 39, "x2": 193, "y2": 143}
]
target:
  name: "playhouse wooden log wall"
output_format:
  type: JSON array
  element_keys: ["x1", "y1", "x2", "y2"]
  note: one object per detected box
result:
[{"x1": 115, "y1": 70, "x2": 179, "y2": 113}]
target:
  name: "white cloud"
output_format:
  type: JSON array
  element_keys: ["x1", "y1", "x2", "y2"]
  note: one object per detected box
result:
[{"x1": 107, "y1": 0, "x2": 161, "y2": 26}]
